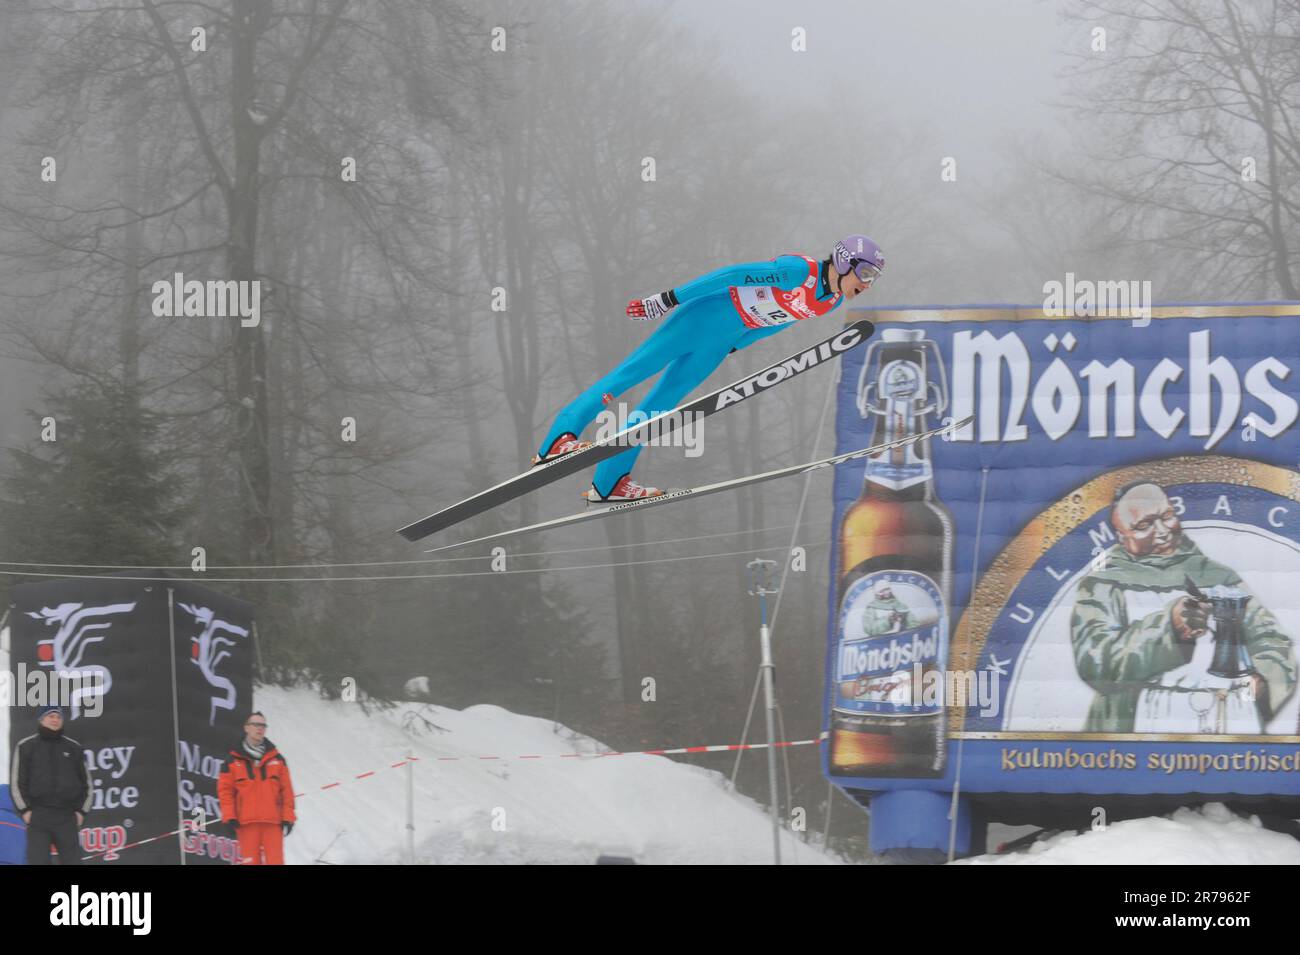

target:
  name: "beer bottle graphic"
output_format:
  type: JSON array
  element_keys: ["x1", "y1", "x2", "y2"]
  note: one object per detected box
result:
[{"x1": 830, "y1": 327, "x2": 954, "y2": 778}]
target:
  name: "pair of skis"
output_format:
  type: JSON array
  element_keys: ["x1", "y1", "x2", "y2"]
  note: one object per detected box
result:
[
  {"x1": 397, "y1": 320, "x2": 874, "y2": 543},
  {"x1": 426, "y1": 414, "x2": 969, "y2": 552},
  {"x1": 397, "y1": 318, "x2": 963, "y2": 551}
]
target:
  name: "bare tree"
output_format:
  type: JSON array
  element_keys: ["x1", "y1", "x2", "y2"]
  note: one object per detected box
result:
[
  {"x1": 1059, "y1": 0, "x2": 1299, "y2": 298},
  {"x1": 0, "y1": 0, "x2": 487, "y2": 669}
]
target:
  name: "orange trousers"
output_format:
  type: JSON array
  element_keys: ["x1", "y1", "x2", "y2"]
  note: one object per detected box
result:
[{"x1": 236, "y1": 822, "x2": 284, "y2": 865}]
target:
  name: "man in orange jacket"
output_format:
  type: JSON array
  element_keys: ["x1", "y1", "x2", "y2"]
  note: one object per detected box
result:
[{"x1": 218, "y1": 711, "x2": 296, "y2": 865}]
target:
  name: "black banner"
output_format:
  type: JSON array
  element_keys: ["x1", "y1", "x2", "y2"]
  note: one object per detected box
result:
[
  {"x1": 7, "y1": 574, "x2": 253, "y2": 865},
  {"x1": 170, "y1": 579, "x2": 254, "y2": 865}
]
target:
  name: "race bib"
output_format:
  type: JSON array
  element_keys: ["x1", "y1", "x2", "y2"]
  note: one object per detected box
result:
[{"x1": 727, "y1": 255, "x2": 839, "y2": 329}]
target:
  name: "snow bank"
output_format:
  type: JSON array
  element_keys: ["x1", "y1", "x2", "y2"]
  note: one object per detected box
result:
[
  {"x1": 258, "y1": 685, "x2": 836, "y2": 865},
  {"x1": 962, "y1": 803, "x2": 1300, "y2": 865}
]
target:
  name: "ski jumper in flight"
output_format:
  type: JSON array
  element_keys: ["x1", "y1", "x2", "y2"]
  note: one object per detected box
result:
[{"x1": 534, "y1": 234, "x2": 886, "y2": 502}]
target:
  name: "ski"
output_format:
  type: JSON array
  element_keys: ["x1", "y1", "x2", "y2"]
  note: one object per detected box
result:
[
  {"x1": 425, "y1": 415, "x2": 973, "y2": 552},
  {"x1": 396, "y1": 319, "x2": 875, "y2": 542}
]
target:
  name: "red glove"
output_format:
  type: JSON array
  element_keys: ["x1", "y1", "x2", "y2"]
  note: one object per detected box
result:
[{"x1": 626, "y1": 292, "x2": 677, "y2": 321}]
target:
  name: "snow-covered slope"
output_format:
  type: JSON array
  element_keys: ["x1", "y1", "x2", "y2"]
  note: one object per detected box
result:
[
  {"x1": 259, "y1": 685, "x2": 836, "y2": 865},
  {"x1": 6, "y1": 662, "x2": 1297, "y2": 864},
  {"x1": 962, "y1": 803, "x2": 1300, "y2": 865}
]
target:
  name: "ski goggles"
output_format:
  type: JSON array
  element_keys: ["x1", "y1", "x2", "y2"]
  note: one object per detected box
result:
[{"x1": 848, "y1": 259, "x2": 882, "y2": 285}]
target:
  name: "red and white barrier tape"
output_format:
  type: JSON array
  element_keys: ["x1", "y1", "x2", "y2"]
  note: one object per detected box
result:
[
  {"x1": 76, "y1": 733, "x2": 828, "y2": 861},
  {"x1": 397, "y1": 735, "x2": 823, "y2": 772}
]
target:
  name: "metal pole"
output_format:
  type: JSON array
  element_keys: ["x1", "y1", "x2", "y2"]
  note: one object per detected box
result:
[
  {"x1": 166, "y1": 588, "x2": 187, "y2": 865},
  {"x1": 250, "y1": 620, "x2": 265, "y2": 681},
  {"x1": 728, "y1": 670, "x2": 764, "y2": 789},
  {"x1": 821, "y1": 779, "x2": 834, "y2": 850},
  {"x1": 948, "y1": 465, "x2": 990, "y2": 863},
  {"x1": 406, "y1": 754, "x2": 415, "y2": 864},
  {"x1": 748, "y1": 559, "x2": 781, "y2": 866}
]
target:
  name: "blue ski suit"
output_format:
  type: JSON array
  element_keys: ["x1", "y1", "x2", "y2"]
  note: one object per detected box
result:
[{"x1": 538, "y1": 254, "x2": 844, "y2": 496}]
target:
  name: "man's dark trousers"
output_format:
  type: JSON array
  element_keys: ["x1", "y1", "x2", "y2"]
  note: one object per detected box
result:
[{"x1": 25, "y1": 807, "x2": 80, "y2": 865}]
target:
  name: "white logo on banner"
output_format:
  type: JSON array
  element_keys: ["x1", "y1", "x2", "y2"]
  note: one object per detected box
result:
[
  {"x1": 27, "y1": 602, "x2": 137, "y2": 719},
  {"x1": 178, "y1": 603, "x2": 249, "y2": 725}
]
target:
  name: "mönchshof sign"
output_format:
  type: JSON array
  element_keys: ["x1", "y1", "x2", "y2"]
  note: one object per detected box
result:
[
  {"x1": 6, "y1": 573, "x2": 253, "y2": 864},
  {"x1": 824, "y1": 304, "x2": 1300, "y2": 808}
]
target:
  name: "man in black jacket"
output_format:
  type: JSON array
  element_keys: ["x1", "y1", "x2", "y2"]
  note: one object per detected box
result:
[{"x1": 10, "y1": 706, "x2": 93, "y2": 865}]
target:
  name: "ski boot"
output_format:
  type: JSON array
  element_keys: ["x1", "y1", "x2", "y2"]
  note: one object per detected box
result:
[
  {"x1": 531, "y1": 432, "x2": 593, "y2": 466},
  {"x1": 583, "y1": 474, "x2": 666, "y2": 504}
]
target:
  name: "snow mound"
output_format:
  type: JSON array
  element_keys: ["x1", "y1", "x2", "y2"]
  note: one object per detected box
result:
[
  {"x1": 962, "y1": 803, "x2": 1300, "y2": 865},
  {"x1": 258, "y1": 685, "x2": 836, "y2": 865}
]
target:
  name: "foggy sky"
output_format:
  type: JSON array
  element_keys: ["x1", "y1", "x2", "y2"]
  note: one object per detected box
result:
[{"x1": 669, "y1": 0, "x2": 1069, "y2": 178}]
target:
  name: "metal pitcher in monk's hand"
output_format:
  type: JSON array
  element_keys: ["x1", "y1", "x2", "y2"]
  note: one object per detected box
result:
[{"x1": 1207, "y1": 590, "x2": 1252, "y2": 679}]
